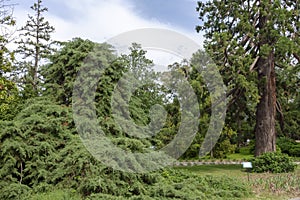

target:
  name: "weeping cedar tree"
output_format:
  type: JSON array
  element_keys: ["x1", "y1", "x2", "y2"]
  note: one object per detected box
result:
[
  {"x1": 15, "y1": 0, "x2": 55, "y2": 98},
  {"x1": 196, "y1": 0, "x2": 300, "y2": 156}
]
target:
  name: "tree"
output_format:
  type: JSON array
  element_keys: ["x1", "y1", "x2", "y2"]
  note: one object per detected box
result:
[
  {"x1": 42, "y1": 38, "x2": 97, "y2": 105},
  {"x1": 275, "y1": 59, "x2": 300, "y2": 140},
  {"x1": 0, "y1": 0, "x2": 18, "y2": 120},
  {"x1": 15, "y1": 0, "x2": 55, "y2": 98},
  {"x1": 112, "y1": 43, "x2": 164, "y2": 138},
  {"x1": 0, "y1": 97, "x2": 74, "y2": 199},
  {"x1": 196, "y1": 0, "x2": 300, "y2": 156}
]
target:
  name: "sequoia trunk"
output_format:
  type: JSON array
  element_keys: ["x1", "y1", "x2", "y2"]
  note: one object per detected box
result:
[{"x1": 254, "y1": 52, "x2": 276, "y2": 156}]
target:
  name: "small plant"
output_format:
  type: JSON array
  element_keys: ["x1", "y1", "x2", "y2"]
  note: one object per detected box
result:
[{"x1": 251, "y1": 152, "x2": 297, "y2": 173}]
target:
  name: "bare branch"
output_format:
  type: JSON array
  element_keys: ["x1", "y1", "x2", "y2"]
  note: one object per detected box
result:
[
  {"x1": 293, "y1": 53, "x2": 300, "y2": 63},
  {"x1": 250, "y1": 56, "x2": 259, "y2": 71}
]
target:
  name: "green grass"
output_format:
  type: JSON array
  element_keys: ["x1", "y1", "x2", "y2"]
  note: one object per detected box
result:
[
  {"x1": 226, "y1": 153, "x2": 254, "y2": 160},
  {"x1": 174, "y1": 164, "x2": 246, "y2": 177},
  {"x1": 173, "y1": 164, "x2": 300, "y2": 200},
  {"x1": 181, "y1": 146, "x2": 255, "y2": 161}
]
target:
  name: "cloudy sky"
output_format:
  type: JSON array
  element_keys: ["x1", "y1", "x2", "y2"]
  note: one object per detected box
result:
[{"x1": 13, "y1": 0, "x2": 204, "y2": 66}]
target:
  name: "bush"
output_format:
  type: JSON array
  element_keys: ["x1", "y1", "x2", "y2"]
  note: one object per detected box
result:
[
  {"x1": 251, "y1": 152, "x2": 297, "y2": 173},
  {"x1": 290, "y1": 145, "x2": 300, "y2": 157},
  {"x1": 277, "y1": 137, "x2": 295, "y2": 154},
  {"x1": 277, "y1": 137, "x2": 300, "y2": 157},
  {"x1": 211, "y1": 127, "x2": 237, "y2": 158}
]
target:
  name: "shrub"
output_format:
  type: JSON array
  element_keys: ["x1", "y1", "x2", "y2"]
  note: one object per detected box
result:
[
  {"x1": 213, "y1": 139, "x2": 237, "y2": 158},
  {"x1": 277, "y1": 137, "x2": 295, "y2": 154},
  {"x1": 251, "y1": 152, "x2": 297, "y2": 173},
  {"x1": 277, "y1": 137, "x2": 300, "y2": 157},
  {"x1": 290, "y1": 145, "x2": 300, "y2": 157}
]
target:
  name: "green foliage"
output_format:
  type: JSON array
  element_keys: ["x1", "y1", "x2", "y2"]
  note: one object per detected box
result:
[
  {"x1": 42, "y1": 38, "x2": 116, "y2": 106},
  {"x1": 196, "y1": 0, "x2": 300, "y2": 156},
  {"x1": 150, "y1": 170, "x2": 251, "y2": 199},
  {"x1": 2, "y1": 1, "x2": 300, "y2": 199},
  {"x1": 0, "y1": 182, "x2": 31, "y2": 200},
  {"x1": 79, "y1": 169, "x2": 251, "y2": 200},
  {"x1": 251, "y1": 152, "x2": 297, "y2": 173},
  {"x1": 0, "y1": 0, "x2": 18, "y2": 119},
  {"x1": 290, "y1": 146, "x2": 300, "y2": 157},
  {"x1": 0, "y1": 42, "x2": 252, "y2": 199},
  {"x1": 211, "y1": 127, "x2": 237, "y2": 158},
  {"x1": 24, "y1": 189, "x2": 81, "y2": 200},
  {"x1": 277, "y1": 137, "x2": 300, "y2": 157},
  {"x1": 277, "y1": 137, "x2": 296, "y2": 154},
  {"x1": 276, "y1": 66, "x2": 300, "y2": 140},
  {"x1": 0, "y1": 97, "x2": 73, "y2": 193},
  {"x1": 0, "y1": 77, "x2": 18, "y2": 119}
]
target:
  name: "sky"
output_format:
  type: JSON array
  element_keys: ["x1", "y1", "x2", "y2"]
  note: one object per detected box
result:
[{"x1": 13, "y1": 0, "x2": 204, "y2": 67}]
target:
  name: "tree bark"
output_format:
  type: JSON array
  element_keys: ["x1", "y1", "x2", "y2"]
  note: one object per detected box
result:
[
  {"x1": 254, "y1": 51, "x2": 276, "y2": 156},
  {"x1": 254, "y1": 0, "x2": 277, "y2": 156}
]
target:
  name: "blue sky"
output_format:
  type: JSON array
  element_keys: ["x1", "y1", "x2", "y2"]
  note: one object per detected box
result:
[
  {"x1": 14, "y1": 0, "x2": 204, "y2": 66},
  {"x1": 15, "y1": 0, "x2": 202, "y2": 42},
  {"x1": 17, "y1": 0, "x2": 200, "y2": 31},
  {"x1": 131, "y1": 0, "x2": 200, "y2": 31}
]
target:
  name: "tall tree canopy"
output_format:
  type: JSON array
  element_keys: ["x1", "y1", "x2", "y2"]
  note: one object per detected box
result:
[{"x1": 196, "y1": 0, "x2": 300, "y2": 156}]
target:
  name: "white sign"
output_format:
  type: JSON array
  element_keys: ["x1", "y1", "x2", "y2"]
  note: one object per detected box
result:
[{"x1": 242, "y1": 162, "x2": 252, "y2": 169}]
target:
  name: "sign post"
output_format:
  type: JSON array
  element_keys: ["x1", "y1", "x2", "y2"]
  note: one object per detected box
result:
[{"x1": 242, "y1": 162, "x2": 252, "y2": 181}]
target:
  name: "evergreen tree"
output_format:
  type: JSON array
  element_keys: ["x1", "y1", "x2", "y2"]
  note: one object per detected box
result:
[
  {"x1": 196, "y1": 0, "x2": 300, "y2": 156},
  {"x1": 0, "y1": 97, "x2": 74, "y2": 199},
  {"x1": 15, "y1": 0, "x2": 55, "y2": 98},
  {"x1": 42, "y1": 38, "x2": 115, "y2": 106}
]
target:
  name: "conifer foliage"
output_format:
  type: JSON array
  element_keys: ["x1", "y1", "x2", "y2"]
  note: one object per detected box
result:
[
  {"x1": 196, "y1": 0, "x2": 300, "y2": 156},
  {"x1": 0, "y1": 0, "x2": 299, "y2": 199}
]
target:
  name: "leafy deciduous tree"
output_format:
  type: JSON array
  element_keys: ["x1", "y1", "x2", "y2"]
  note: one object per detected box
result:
[{"x1": 0, "y1": 0, "x2": 18, "y2": 120}]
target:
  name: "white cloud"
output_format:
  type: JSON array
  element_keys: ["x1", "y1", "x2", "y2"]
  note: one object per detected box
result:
[{"x1": 13, "y1": 0, "x2": 204, "y2": 65}]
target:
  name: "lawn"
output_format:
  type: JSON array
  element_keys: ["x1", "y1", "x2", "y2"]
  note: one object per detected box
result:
[{"x1": 174, "y1": 164, "x2": 300, "y2": 200}]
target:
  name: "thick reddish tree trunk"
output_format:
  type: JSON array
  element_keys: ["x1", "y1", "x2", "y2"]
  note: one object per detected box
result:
[{"x1": 254, "y1": 52, "x2": 276, "y2": 156}]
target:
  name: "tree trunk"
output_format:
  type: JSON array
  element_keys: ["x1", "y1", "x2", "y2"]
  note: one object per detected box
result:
[{"x1": 254, "y1": 51, "x2": 276, "y2": 156}]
